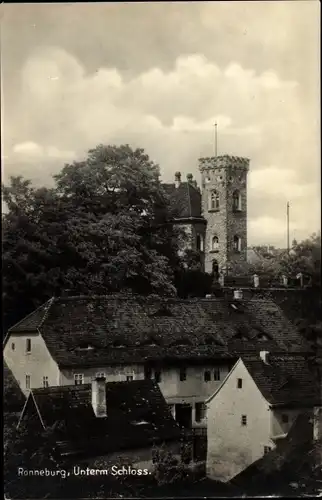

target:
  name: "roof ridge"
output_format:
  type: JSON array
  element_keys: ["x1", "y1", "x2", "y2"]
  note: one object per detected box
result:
[
  {"x1": 5, "y1": 297, "x2": 54, "y2": 336},
  {"x1": 38, "y1": 296, "x2": 56, "y2": 330}
]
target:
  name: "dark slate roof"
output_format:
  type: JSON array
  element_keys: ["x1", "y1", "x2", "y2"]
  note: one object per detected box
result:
[
  {"x1": 243, "y1": 355, "x2": 321, "y2": 406},
  {"x1": 8, "y1": 295, "x2": 308, "y2": 367},
  {"x1": 25, "y1": 379, "x2": 181, "y2": 458},
  {"x1": 163, "y1": 182, "x2": 203, "y2": 219}
]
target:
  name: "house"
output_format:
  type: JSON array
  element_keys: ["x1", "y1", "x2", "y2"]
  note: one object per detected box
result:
[
  {"x1": 17, "y1": 377, "x2": 182, "y2": 469},
  {"x1": 205, "y1": 351, "x2": 320, "y2": 482},
  {"x1": 3, "y1": 293, "x2": 308, "y2": 430},
  {"x1": 230, "y1": 411, "x2": 322, "y2": 495}
]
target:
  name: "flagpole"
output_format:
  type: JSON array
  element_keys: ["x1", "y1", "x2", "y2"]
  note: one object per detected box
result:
[
  {"x1": 287, "y1": 201, "x2": 290, "y2": 255},
  {"x1": 213, "y1": 122, "x2": 218, "y2": 157}
]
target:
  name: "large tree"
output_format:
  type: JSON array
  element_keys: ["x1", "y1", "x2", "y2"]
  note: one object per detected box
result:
[{"x1": 3, "y1": 145, "x2": 184, "y2": 331}]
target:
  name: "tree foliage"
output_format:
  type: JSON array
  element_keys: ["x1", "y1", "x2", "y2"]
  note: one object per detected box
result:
[{"x1": 2, "y1": 145, "x2": 185, "y2": 331}]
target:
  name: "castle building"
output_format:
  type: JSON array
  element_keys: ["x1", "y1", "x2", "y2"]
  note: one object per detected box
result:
[{"x1": 165, "y1": 155, "x2": 250, "y2": 274}]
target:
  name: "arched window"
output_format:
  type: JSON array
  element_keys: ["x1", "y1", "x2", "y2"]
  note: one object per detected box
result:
[
  {"x1": 196, "y1": 234, "x2": 204, "y2": 252},
  {"x1": 233, "y1": 190, "x2": 242, "y2": 211},
  {"x1": 209, "y1": 190, "x2": 220, "y2": 210},
  {"x1": 233, "y1": 235, "x2": 242, "y2": 252},
  {"x1": 212, "y1": 236, "x2": 219, "y2": 251}
]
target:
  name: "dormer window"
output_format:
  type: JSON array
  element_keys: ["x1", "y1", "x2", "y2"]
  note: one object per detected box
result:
[
  {"x1": 233, "y1": 190, "x2": 242, "y2": 211},
  {"x1": 257, "y1": 333, "x2": 269, "y2": 341},
  {"x1": 76, "y1": 343, "x2": 95, "y2": 351},
  {"x1": 233, "y1": 235, "x2": 242, "y2": 252},
  {"x1": 211, "y1": 236, "x2": 219, "y2": 252},
  {"x1": 209, "y1": 190, "x2": 220, "y2": 211}
]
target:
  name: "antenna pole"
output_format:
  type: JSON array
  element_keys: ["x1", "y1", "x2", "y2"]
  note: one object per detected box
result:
[{"x1": 287, "y1": 201, "x2": 290, "y2": 255}]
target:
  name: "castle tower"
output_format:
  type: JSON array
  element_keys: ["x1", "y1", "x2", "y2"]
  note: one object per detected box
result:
[{"x1": 199, "y1": 155, "x2": 249, "y2": 274}]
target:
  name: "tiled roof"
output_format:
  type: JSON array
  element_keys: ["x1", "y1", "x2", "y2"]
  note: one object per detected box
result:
[
  {"x1": 243, "y1": 355, "x2": 321, "y2": 406},
  {"x1": 8, "y1": 295, "x2": 308, "y2": 367},
  {"x1": 163, "y1": 182, "x2": 204, "y2": 219},
  {"x1": 25, "y1": 379, "x2": 181, "y2": 458}
]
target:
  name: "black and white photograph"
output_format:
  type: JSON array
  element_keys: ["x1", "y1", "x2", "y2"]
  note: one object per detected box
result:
[{"x1": 2, "y1": 1, "x2": 321, "y2": 498}]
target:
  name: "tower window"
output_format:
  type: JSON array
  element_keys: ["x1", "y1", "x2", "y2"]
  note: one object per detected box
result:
[
  {"x1": 237, "y1": 378, "x2": 243, "y2": 389},
  {"x1": 154, "y1": 370, "x2": 162, "y2": 383},
  {"x1": 43, "y1": 376, "x2": 49, "y2": 388},
  {"x1": 233, "y1": 190, "x2": 242, "y2": 211},
  {"x1": 25, "y1": 375, "x2": 31, "y2": 389},
  {"x1": 204, "y1": 370, "x2": 211, "y2": 382},
  {"x1": 209, "y1": 190, "x2": 220, "y2": 211},
  {"x1": 214, "y1": 369, "x2": 220, "y2": 381},
  {"x1": 211, "y1": 236, "x2": 219, "y2": 251},
  {"x1": 233, "y1": 236, "x2": 242, "y2": 252},
  {"x1": 241, "y1": 415, "x2": 247, "y2": 426},
  {"x1": 196, "y1": 234, "x2": 204, "y2": 252}
]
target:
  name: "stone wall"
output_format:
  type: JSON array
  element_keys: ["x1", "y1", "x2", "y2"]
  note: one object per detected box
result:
[{"x1": 199, "y1": 156, "x2": 249, "y2": 274}]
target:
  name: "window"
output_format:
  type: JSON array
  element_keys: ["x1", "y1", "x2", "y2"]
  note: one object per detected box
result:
[
  {"x1": 195, "y1": 402, "x2": 206, "y2": 423},
  {"x1": 233, "y1": 235, "x2": 242, "y2": 252},
  {"x1": 264, "y1": 446, "x2": 271, "y2": 454},
  {"x1": 233, "y1": 190, "x2": 242, "y2": 211},
  {"x1": 26, "y1": 338, "x2": 31, "y2": 353},
  {"x1": 209, "y1": 190, "x2": 220, "y2": 210},
  {"x1": 25, "y1": 375, "x2": 31, "y2": 389},
  {"x1": 74, "y1": 373, "x2": 84, "y2": 385},
  {"x1": 196, "y1": 234, "x2": 204, "y2": 252},
  {"x1": 126, "y1": 375, "x2": 134, "y2": 382},
  {"x1": 211, "y1": 236, "x2": 219, "y2": 251},
  {"x1": 154, "y1": 370, "x2": 162, "y2": 383},
  {"x1": 144, "y1": 366, "x2": 152, "y2": 379},
  {"x1": 96, "y1": 372, "x2": 105, "y2": 379},
  {"x1": 11, "y1": 342, "x2": 15, "y2": 351},
  {"x1": 241, "y1": 415, "x2": 247, "y2": 426},
  {"x1": 179, "y1": 367, "x2": 187, "y2": 382},
  {"x1": 282, "y1": 414, "x2": 289, "y2": 424},
  {"x1": 237, "y1": 378, "x2": 243, "y2": 389},
  {"x1": 214, "y1": 369, "x2": 220, "y2": 381},
  {"x1": 204, "y1": 370, "x2": 211, "y2": 382},
  {"x1": 43, "y1": 376, "x2": 49, "y2": 388}
]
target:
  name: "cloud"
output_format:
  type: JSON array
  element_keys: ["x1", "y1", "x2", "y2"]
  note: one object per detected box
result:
[
  {"x1": 3, "y1": 45, "x2": 319, "y2": 246},
  {"x1": 248, "y1": 167, "x2": 315, "y2": 199},
  {"x1": 12, "y1": 141, "x2": 76, "y2": 162}
]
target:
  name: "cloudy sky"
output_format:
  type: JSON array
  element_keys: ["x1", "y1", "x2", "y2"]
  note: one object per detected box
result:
[{"x1": 1, "y1": 1, "x2": 320, "y2": 246}]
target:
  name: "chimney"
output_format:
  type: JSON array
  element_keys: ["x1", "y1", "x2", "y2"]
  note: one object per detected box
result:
[
  {"x1": 91, "y1": 376, "x2": 107, "y2": 418},
  {"x1": 233, "y1": 289, "x2": 243, "y2": 300},
  {"x1": 187, "y1": 173, "x2": 193, "y2": 184},
  {"x1": 174, "y1": 172, "x2": 181, "y2": 189},
  {"x1": 313, "y1": 406, "x2": 322, "y2": 442},
  {"x1": 259, "y1": 351, "x2": 270, "y2": 364},
  {"x1": 253, "y1": 274, "x2": 260, "y2": 288}
]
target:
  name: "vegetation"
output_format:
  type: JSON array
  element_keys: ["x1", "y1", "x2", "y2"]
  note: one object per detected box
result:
[{"x1": 2, "y1": 144, "x2": 187, "y2": 331}]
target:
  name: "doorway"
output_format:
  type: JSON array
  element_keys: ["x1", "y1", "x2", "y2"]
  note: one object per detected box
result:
[{"x1": 175, "y1": 403, "x2": 192, "y2": 428}]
